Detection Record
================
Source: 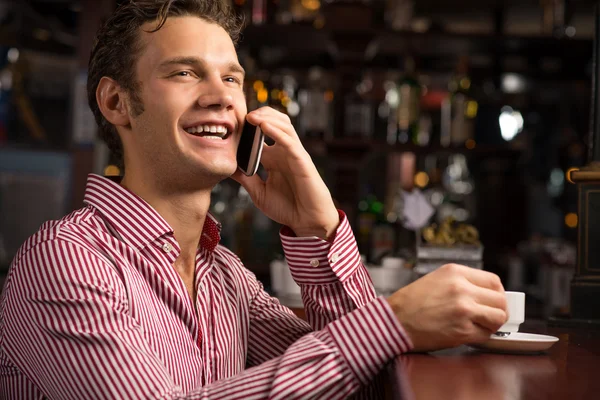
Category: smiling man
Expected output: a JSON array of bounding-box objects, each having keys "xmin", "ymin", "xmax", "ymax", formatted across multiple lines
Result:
[{"xmin": 0, "ymin": 1, "xmax": 509, "ymax": 399}]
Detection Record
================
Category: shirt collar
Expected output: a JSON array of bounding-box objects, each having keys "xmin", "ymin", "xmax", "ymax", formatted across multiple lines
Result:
[{"xmin": 84, "ymin": 174, "xmax": 221, "ymax": 252}]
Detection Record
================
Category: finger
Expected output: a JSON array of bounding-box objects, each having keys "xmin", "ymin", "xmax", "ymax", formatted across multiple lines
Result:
[
  {"xmin": 461, "ymin": 267, "xmax": 505, "ymax": 293},
  {"xmin": 470, "ymin": 284, "xmax": 508, "ymax": 311},
  {"xmin": 247, "ymin": 114, "xmax": 300, "ymax": 142},
  {"xmin": 250, "ymin": 120, "xmax": 294, "ymax": 146},
  {"xmin": 468, "ymin": 323, "xmax": 495, "ymax": 344},
  {"xmin": 257, "ymin": 142, "xmax": 277, "ymax": 169},
  {"xmin": 471, "ymin": 303, "xmax": 508, "ymax": 333},
  {"xmin": 249, "ymin": 106, "xmax": 293, "ymax": 124},
  {"xmin": 246, "ymin": 109, "xmax": 291, "ymax": 129}
]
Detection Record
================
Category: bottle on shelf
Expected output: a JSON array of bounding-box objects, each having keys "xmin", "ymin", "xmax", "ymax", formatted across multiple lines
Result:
[
  {"xmin": 345, "ymin": 73, "xmax": 374, "ymax": 140},
  {"xmin": 374, "ymin": 73, "xmax": 400, "ymax": 145},
  {"xmin": 267, "ymin": 70, "xmax": 299, "ymax": 121},
  {"xmin": 297, "ymin": 67, "xmax": 334, "ymax": 140},
  {"xmin": 396, "ymin": 56, "xmax": 421, "ymax": 145},
  {"xmin": 356, "ymin": 186, "xmax": 384, "ymax": 260},
  {"xmin": 442, "ymin": 56, "xmax": 478, "ymax": 148}
]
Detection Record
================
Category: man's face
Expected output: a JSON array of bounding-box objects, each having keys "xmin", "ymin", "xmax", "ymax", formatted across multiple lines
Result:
[{"xmin": 123, "ymin": 16, "xmax": 246, "ymax": 188}]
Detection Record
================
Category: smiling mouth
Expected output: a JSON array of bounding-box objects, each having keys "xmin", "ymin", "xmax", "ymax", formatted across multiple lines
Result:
[{"xmin": 184, "ymin": 124, "xmax": 231, "ymax": 140}]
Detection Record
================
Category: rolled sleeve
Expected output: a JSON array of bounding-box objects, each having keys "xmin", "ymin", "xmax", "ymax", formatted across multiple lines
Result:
[{"xmin": 280, "ymin": 211, "xmax": 362, "ymax": 285}]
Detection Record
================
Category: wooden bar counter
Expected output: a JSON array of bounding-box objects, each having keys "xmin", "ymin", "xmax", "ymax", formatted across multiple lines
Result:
[{"xmin": 381, "ymin": 322, "xmax": 600, "ymax": 399}]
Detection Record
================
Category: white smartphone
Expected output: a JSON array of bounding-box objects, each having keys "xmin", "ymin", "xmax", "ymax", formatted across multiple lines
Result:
[{"xmin": 236, "ymin": 121, "xmax": 264, "ymax": 176}]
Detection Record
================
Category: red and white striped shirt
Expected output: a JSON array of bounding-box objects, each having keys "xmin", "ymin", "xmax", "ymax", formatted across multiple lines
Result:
[{"xmin": 0, "ymin": 174, "xmax": 412, "ymax": 399}]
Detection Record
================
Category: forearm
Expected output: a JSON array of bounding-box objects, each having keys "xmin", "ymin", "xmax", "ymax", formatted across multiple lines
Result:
[{"xmin": 193, "ymin": 298, "xmax": 411, "ymax": 400}]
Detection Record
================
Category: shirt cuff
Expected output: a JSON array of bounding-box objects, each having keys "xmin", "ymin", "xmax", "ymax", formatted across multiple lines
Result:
[
  {"xmin": 280, "ymin": 210, "xmax": 362, "ymax": 285},
  {"xmin": 322, "ymin": 297, "xmax": 413, "ymax": 385}
]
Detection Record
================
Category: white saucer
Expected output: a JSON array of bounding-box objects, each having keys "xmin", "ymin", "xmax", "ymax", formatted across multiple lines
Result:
[{"xmin": 469, "ymin": 332, "xmax": 559, "ymax": 354}]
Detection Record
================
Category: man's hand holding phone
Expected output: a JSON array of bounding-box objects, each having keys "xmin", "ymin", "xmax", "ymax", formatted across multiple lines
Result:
[{"xmin": 231, "ymin": 107, "xmax": 339, "ymax": 240}]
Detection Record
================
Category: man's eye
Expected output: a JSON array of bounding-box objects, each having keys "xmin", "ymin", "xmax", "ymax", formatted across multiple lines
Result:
[
  {"xmin": 173, "ymin": 71, "xmax": 194, "ymax": 78},
  {"xmin": 225, "ymin": 76, "xmax": 241, "ymax": 84}
]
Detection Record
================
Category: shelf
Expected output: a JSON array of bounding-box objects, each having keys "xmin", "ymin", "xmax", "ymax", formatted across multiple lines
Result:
[
  {"xmin": 302, "ymin": 137, "xmax": 525, "ymax": 158},
  {"xmin": 240, "ymin": 24, "xmax": 592, "ymax": 79}
]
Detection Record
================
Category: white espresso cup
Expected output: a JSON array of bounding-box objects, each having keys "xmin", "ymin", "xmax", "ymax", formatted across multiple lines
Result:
[{"xmin": 498, "ymin": 291, "xmax": 525, "ymax": 333}]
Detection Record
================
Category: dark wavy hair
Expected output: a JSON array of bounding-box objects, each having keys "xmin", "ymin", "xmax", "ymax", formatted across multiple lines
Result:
[{"xmin": 87, "ymin": 0, "xmax": 244, "ymax": 168}]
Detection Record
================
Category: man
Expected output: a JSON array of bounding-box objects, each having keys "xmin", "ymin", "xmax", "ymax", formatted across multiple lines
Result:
[{"xmin": 0, "ymin": 0, "xmax": 508, "ymax": 398}]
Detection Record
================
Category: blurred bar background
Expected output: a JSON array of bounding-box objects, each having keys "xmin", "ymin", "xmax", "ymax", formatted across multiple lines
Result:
[{"xmin": 0, "ymin": 0, "xmax": 595, "ymax": 319}]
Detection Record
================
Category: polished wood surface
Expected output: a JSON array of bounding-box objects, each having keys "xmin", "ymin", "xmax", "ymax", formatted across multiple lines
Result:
[{"xmin": 386, "ymin": 323, "xmax": 600, "ymax": 400}]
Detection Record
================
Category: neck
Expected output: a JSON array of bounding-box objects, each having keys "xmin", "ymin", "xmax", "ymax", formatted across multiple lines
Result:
[{"xmin": 120, "ymin": 170, "xmax": 213, "ymax": 260}]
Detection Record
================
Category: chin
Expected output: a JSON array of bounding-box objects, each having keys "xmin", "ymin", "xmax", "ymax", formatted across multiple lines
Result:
[{"xmin": 192, "ymin": 159, "xmax": 238, "ymax": 182}]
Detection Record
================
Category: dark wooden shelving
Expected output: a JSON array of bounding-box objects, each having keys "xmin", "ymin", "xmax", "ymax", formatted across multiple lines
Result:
[
  {"xmin": 302, "ymin": 137, "xmax": 525, "ymax": 159},
  {"xmin": 240, "ymin": 23, "xmax": 592, "ymax": 79}
]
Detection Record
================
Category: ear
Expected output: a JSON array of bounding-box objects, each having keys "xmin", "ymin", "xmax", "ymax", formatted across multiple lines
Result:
[{"xmin": 96, "ymin": 77, "xmax": 131, "ymax": 127}]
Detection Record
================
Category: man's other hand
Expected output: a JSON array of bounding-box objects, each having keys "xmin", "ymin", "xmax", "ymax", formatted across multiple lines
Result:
[{"xmin": 387, "ymin": 264, "xmax": 508, "ymax": 352}]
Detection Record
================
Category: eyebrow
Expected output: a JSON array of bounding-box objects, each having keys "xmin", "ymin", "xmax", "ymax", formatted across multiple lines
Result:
[{"xmin": 158, "ymin": 56, "xmax": 245, "ymax": 77}]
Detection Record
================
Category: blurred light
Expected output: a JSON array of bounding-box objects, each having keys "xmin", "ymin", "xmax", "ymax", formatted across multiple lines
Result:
[
  {"xmin": 214, "ymin": 201, "xmax": 226, "ymax": 214},
  {"xmin": 104, "ymin": 165, "xmax": 120, "ymax": 176},
  {"xmin": 324, "ymin": 90, "xmax": 334, "ymax": 102},
  {"xmin": 499, "ymin": 106, "xmax": 524, "ymax": 141},
  {"xmin": 414, "ymin": 171, "xmax": 430, "ymax": 188},
  {"xmin": 460, "ymin": 77, "xmax": 471, "ymax": 90},
  {"xmin": 372, "ymin": 201, "xmax": 384, "ymax": 213},
  {"xmin": 253, "ymin": 80, "xmax": 264, "ymax": 92},
  {"xmin": 301, "ymin": 0, "xmax": 321, "ymax": 11},
  {"xmin": 565, "ymin": 26, "xmax": 576, "ymax": 37},
  {"xmin": 565, "ymin": 213, "xmax": 578, "ymax": 228},
  {"xmin": 501, "ymin": 74, "xmax": 526, "ymax": 94},
  {"xmin": 548, "ymin": 167, "xmax": 565, "ymax": 197},
  {"xmin": 550, "ymin": 168, "xmax": 564, "ymax": 186},
  {"xmin": 271, "ymin": 89, "xmax": 280, "ymax": 99},
  {"xmin": 287, "ymin": 101, "xmax": 300, "ymax": 117},
  {"xmin": 385, "ymin": 87, "xmax": 399, "ymax": 107},
  {"xmin": 257, "ymin": 88, "xmax": 268, "ymax": 103},
  {"xmin": 453, "ymin": 208, "xmax": 469, "ymax": 222},
  {"xmin": 465, "ymin": 101, "xmax": 478, "ymax": 118},
  {"xmin": 7, "ymin": 48, "xmax": 19, "ymax": 63},
  {"xmin": 430, "ymin": 192, "xmax": 444, "ymax": 206},
  {"xmin": 465, "ymin": 139, "xmax": 476, "ymax": 149},
  {"xmin": 358, "ymin": 200, "xmax": 368, "ymax": 211},
  {"xmin": 386, "ymin": 212, "xmax": 398, "ymax": 223}
]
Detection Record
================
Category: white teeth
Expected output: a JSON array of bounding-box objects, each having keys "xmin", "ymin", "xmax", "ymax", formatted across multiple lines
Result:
[
  {"xmin": 204, "ymin": 135, "xmax": 224, "ymax": 140},
  {"xmin": 185, "ymin": 124, "xmax": 228, "ymax": 136}
]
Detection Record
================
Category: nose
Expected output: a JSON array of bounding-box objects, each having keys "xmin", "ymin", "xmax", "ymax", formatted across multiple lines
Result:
[{"xmin": 197, "ymin": 78, "xmax": 234, "ymax": 110}]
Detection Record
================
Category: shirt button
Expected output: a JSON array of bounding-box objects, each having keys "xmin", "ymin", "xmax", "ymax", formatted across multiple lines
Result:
[
  {"xmin": 199, "ymin": 283, "xmax": 205, "ymax": 292},
  {"xmin": 310, "ymin": 259, "xmax": 320, "ymax": 267},
  {"xmin": 162, "ymin": 243, "xmax": 173, "ymax": 253},
  {"xmin": 331, "ymin": 253, "xmax": 340, "ymax": 263}
]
